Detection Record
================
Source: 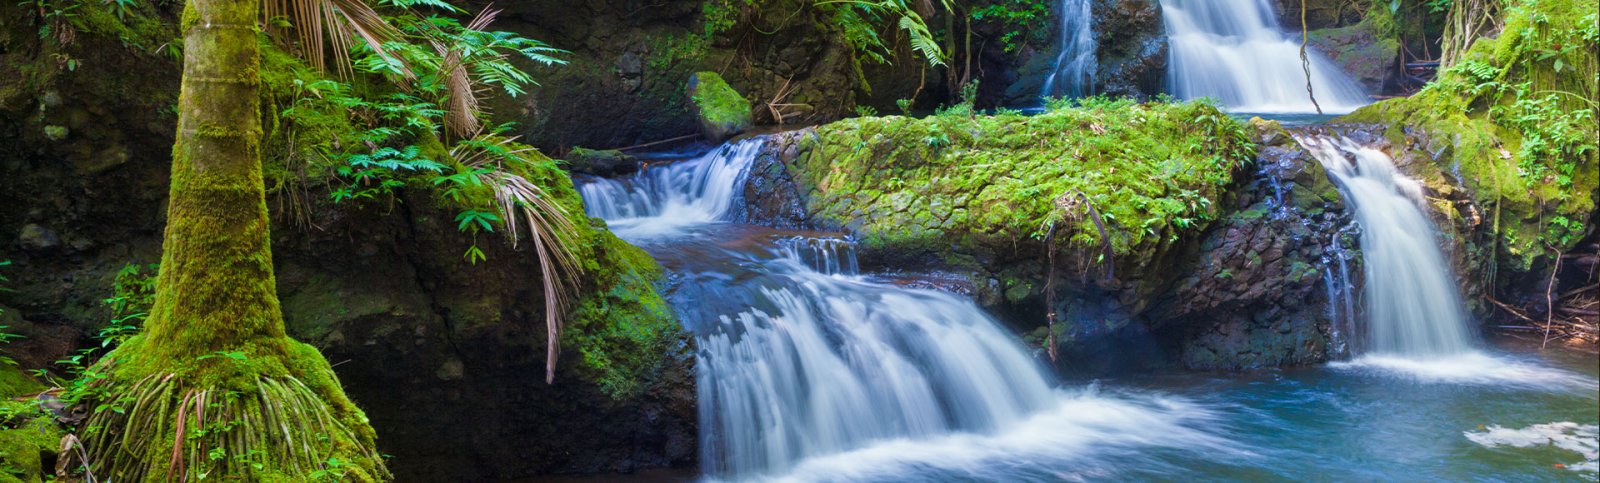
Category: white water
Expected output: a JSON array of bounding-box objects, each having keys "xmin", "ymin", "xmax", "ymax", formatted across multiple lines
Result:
[
  {"xmin": 1298, "ymin": 135, "xmax": 1594, "ymax": 391},
  {"xmin": 1298, "ymin": 135, "xmax": 1472, "ymax": 357},
  {"xmin": 577, "ymin": 139, "xmax": 763, "ymax": 240},
  {"xmin": 1161, "ymin": 0, "xmax": 1370, "ymax": 113},
  {"xmin": 697, "ymin": 265, "xmax": 1060, "ymax": 477},
  {"xmin": 1040, "ymin": 0, "xmax": 1097, "ymax": 99}
]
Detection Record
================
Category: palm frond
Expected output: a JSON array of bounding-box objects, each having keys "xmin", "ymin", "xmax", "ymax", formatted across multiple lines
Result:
[
  {"xmin": 451, "ymin": 135, "xmax": 584, "ymax": 383},
  {"xmin": 265, "ymin": 0, "xmax": 412, "ymax": 79}
]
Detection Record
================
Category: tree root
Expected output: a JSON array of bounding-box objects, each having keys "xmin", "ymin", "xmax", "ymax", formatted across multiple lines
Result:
[{"xmin": 75, "ymin": 373, "xmax": 388, "ymax": 482}]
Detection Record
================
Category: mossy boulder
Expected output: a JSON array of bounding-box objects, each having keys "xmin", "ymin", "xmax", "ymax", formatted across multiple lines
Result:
[
  {"xmin": 563, "ymin": 147, "xmax": 640, "ymax": 177},
  {"xmin": 268, "ymin": 144, "xmax": 694, "ymax": 480},
  {"xmin": 0, "ymin": 366, "xmax": 57, "ymax": 483},
  {"xmin": 687, "ymin": 71, "xmax": 753, "ymax": 143}
]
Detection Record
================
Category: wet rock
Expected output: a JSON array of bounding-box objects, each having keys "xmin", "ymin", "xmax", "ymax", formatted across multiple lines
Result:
[
  {"xmin": 1310, "ymin": 22, "xmax": 1399, "ymax": 94},
  {"xmin": 1095, "ymin": 0, "xmax": 1168, "ymax": 98}
]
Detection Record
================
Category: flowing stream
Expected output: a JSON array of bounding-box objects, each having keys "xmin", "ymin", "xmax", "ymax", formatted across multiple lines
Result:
[
  {"xmin": 1161, "ymin": 0, "xmax": 1370, "ymax": 113},
  {"xmin": 574, "ymin": 137, "xmax": 1599, "ymax": 481},
  {"xmin": 1040, "ymin": 0, "xmax": 1097, "ymax": 99}
]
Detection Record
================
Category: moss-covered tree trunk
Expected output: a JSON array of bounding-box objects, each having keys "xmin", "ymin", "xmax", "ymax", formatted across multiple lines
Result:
[
  {"xmin": 76, "ymin": 0, "xmax": 390, "ymax": 480},
  {"xmin": 147, "ymin": 0, "xmax": 285, "ymax": 363}
]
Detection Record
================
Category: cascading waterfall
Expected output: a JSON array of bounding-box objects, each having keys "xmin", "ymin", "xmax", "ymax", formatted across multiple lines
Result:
[
  {"xmin": 1040, "ymin": 0, "xmax": 1097, "ymax": 99},
  {"xmin": 1297, "ymin": 135, "xmax": 1472, "ymax": 357},
  {"xmin": 695, "ymin": 258, "xmax": 1059, "ymax": 477},
  {"xmin": 577, "ymin": 138, "xmax": 764, "ymax": 239},
  {"xmin": 1161, "ymin": 0, "xmax": 1370, "ymax": 113},
  {"xmin": 577, "ymin": 139, "xmax": 1229, "ymax": 480}
]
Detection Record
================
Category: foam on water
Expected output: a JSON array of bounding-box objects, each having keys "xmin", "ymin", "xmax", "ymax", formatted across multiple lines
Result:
[
  {"xmin": 746, "ymin": 391, "xmax": 1243, "ymax": 483},
  {"xmin": 1466, "ymin": 422, "xmax": 1600, "ymax": 473},
  {"xmin": 1329, "ymin": 353, "xmax": 1596, "ymax": 390}
]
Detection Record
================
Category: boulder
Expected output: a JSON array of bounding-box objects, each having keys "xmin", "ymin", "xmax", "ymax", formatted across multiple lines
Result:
[{"xmin": 687, "ymin": 71, "xmax": 753, "ymax": 143}]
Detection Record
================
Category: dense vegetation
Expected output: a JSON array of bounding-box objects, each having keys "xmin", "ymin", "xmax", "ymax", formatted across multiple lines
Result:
[{"xmin": 0, "ymin": 0, "xmax": 1594, "ymax": 479}]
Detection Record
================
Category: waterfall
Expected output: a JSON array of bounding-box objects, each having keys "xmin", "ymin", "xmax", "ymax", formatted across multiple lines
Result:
[
  {"xmin": 577, "ymin": 139, "xmax": 1226, "ymax": 479},
  {"xmin": 1296, "ymin": 135, "xmax": 1472, "ymax": 357},
  {"xmin": 696, "ymin": 257, "xmax": 1059, "ymax": 478},
  {"xmin": 1041, "ymin": 0, "xmax": 1097, "ymax": 99},
  {"xmin": 577, "ymin": 138, "xmax": 763, "ymax": 240},
  {"xmin": 775, "ymin": 236, "xmax": 860, "ymax": 275},
  {"xmin": 1161, "ymin": 0, "xmax": 1370, "ymax": 113}
]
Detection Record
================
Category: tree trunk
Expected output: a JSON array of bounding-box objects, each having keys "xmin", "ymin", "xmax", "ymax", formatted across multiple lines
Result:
[{"xmin": 144, "ymin": 0, "xmax": 289, "ymax": 362}]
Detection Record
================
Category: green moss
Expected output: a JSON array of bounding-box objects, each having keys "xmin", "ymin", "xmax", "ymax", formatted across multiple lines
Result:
[
  {"xmin": 0, "ymin": 402, "xmax": 59, "ymax": 483},
  {"xmin": 66, "ymin": 0, "xmax": 179, "ymax": 51},
  {"xmin": 0, "ymin": 366, "xmax": 41, "ymax": 400},
  {"xmin": 689, "ymin": 71, "xmax": 753, "ymax": 140},
  {"xmin": 567, "ymin": 231, "xmax": 681, "ymax": 400},
  {"xmin": 0, "ymin": 366, "xmax": 54, "ymax": 482},
  {"xmin": 790, "ymin": 99, "xmax": 1255, "ymax": 271},
  {"xmin": 690, "ymin": 71, "xmax": 751, "ymax": 126}
]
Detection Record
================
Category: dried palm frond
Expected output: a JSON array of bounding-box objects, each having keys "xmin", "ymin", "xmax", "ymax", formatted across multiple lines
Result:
[
  {"xmin": 431, "ymin": 6, "xmax": 499, "ymax": 138},
  {"xmin": 265, "ymin": 0, "xmax": 412, "ymax": 79},
  {"xmin": 451, "ymin": 135, "xmax": 584, "ymax": 383}
]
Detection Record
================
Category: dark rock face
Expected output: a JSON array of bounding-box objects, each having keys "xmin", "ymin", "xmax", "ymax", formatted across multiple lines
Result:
[
  {"xmin": 488, "ymin": 0, "xmax": 892, "ymax": 152},
  {"xmin": 997, "ymin": 0, "xmax": 1168, "ymax": 106},
  {"xmin": 1149, "ymin": 125, "xmax": 1355, "ymax": 369},
  {"xmin": 736, "ymin": 132, "xmax": 813, "ymax": 228},
  {"xmin": 272, "ymin": 197, "xmax": 697, "ymax": 480},
  {"xmin": 1310, "ymin": 23, "xmax": 1400, "ymax": 94},
  {"xmin": 1094, "ymin": 0, "xmax": 1168, "ymax": 98}
]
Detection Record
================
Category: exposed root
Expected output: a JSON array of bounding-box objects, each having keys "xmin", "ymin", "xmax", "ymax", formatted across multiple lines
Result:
[{"xmin": 79, "ymin": 374, "xmax": 387, "ymax": 482}]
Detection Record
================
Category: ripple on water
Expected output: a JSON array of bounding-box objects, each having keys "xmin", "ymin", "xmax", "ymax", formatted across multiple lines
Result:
[{"xmin": 1328, "ymin": 352, "xmax": 1596, "ymax": 390}]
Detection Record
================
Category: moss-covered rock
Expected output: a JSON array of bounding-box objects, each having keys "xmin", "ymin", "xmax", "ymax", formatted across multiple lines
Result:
[
  {"xmin": 0, "ymin": 366, "xmax": 57, "ymax": 483},
  {"xmin": 1309, "ymin": 14, "xmax": 1400, "ymax": 93},
  {"xmin": 748, "ymin": 100, "xmax": 1368, "ymax": 371},
  {"xmin": 563, "ymin": 147, "xmax": 640, "ymax": 177},
  {"xmin": 688, "ymin": 71, "xmax": 753, "ymax": 142},
  {"xmin": 268, "ymin": 142, "xmax": 693, "ymax": 479},
  {"xmin": 785, "ymin": 99, "xmax": 1253, "ymax": 271}
]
